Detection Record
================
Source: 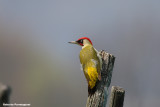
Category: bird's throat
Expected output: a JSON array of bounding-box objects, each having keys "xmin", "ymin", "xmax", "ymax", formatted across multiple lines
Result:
[{"xmin": 82, "ymin": 44, "xmax": 92, "ymax": 49}]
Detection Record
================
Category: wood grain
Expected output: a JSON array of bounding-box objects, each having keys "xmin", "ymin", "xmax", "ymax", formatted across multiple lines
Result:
[{"xmin": 86, "ymin": 50, "xmax": 115, "ymax": 107}]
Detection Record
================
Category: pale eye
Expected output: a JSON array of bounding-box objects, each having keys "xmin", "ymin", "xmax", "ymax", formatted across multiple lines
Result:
[
  {"xmin": 80, "ymin": 39, "xmax": 83, "ymax": 43},
  {"xmin": 78, "ymin": 39, "xmax": 83, "ymax": 44}
]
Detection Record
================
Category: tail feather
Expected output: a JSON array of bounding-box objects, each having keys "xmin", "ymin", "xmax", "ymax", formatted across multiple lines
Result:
[{"xmin": 88, "ymin": 80, "xmax": 100, "ymax": 96}]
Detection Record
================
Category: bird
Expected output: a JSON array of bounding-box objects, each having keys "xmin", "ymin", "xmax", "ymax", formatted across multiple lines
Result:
[{"xmin": 69, "ymin": 37, "xmax": 102, "ymax": 95}]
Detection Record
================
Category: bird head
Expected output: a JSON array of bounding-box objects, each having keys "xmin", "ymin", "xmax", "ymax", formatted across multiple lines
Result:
[{"xmin": 68, "ymin": 37, "xmax": 93, "ymax": 47}]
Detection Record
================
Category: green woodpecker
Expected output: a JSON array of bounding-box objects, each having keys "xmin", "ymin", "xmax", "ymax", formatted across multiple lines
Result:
[{"xmin": 69, "ymin": 37, "xmax": 102, "ymax": 95}]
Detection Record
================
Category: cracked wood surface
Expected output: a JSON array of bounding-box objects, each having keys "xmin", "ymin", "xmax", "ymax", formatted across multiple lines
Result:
[{"xmin": 86, "ymin": 50, "xmax": 115, "ymax": 107}]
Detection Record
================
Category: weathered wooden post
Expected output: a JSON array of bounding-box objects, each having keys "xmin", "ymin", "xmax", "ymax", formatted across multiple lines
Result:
[
  {"xmin": 109, "ymin": 86, "xmax": 125, "ymax": 107},
  {"xmin": 0, "ymin": 83, "xmax": 11, "ymax": 107},
  {"xmin": 86, "ymin": 50, "xmax": 115, "ymax": 107}
]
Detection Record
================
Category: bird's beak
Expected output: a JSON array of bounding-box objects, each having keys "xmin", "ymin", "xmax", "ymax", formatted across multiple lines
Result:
[{"xmin": 68, "ymin": 41, "xmax": 78, "ymax": 44}]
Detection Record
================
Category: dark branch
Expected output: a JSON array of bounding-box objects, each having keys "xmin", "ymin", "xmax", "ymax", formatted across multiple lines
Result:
[{"xmin": 0, "ymin": 83, "xmax": 11, "ymax": 107}]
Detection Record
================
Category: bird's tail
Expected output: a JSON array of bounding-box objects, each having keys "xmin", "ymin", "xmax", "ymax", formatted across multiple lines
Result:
[{"xmin": 88, "ymin": 80, "xmax": 100, "ymax": 96}]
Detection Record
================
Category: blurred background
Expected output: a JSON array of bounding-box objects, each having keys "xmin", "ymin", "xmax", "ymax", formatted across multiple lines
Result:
[{"xmin": 0, "ymin": 0, "xmax": 160, "ymax": 107}]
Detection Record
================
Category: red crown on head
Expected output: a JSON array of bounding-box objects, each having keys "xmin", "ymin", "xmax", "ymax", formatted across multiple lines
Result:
[{"xmin": 77, "ymin": 37, "xmax": 93, "ymax": 45}]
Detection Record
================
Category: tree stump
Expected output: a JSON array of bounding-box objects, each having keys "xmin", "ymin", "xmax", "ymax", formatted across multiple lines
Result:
[
  {"xmin": 86, "ymin": 50, "xmax": 115, "ymax": 107},
  {"xmin": 109, "ymin": 86, "xmax": 125, "ymax": 107}
]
